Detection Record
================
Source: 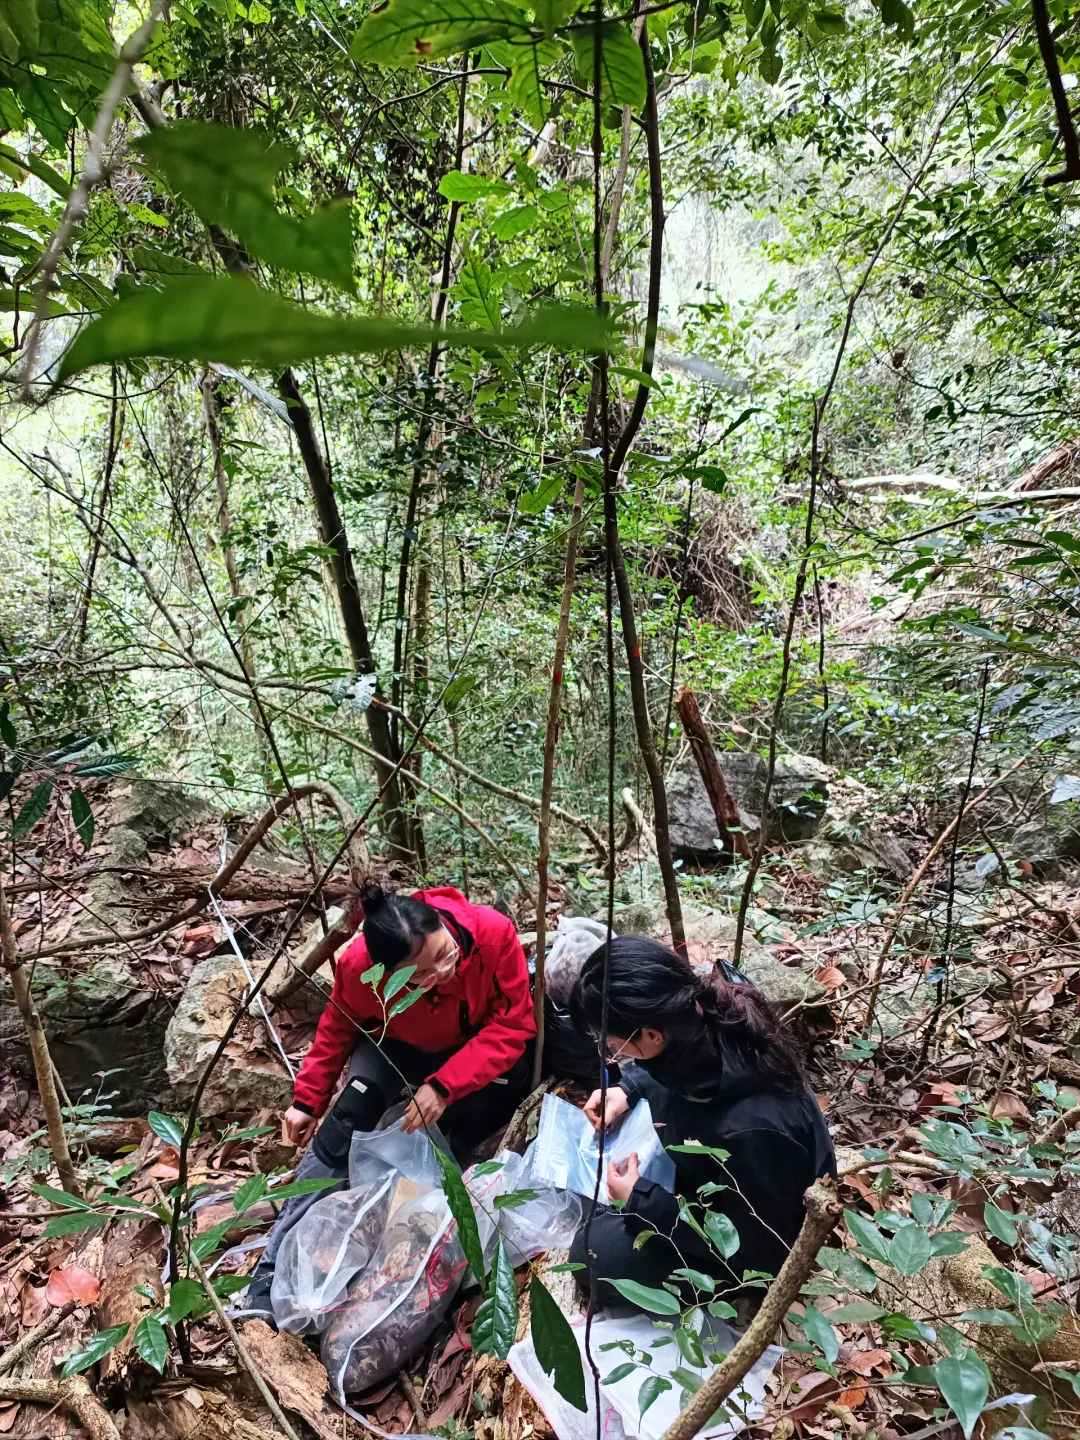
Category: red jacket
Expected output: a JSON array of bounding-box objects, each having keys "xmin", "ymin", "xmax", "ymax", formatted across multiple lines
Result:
[{"xmin": 291, "ymin": 887, "xmax": 535, "ymax": 1115}]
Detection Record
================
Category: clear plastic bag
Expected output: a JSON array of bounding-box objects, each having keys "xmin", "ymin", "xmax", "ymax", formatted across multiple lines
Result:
[
  {"xmin": 465, "ymin": 1150, "xmax": 584, "ymax": 1268},
  {"xmin": 526, "ymin": 1092, "xmax": 675, "ymax": 1203},
  {"xmin": 321, "ymin": 1185, "xmax": 466, "ymax": 1398},
  {"xmin": 545, "ymin": 915, "xmax": 611, "ymax": 1006},
  {"xmin": 270, "ymin": 1178, "xmax": 395, "ymax": 1334}
]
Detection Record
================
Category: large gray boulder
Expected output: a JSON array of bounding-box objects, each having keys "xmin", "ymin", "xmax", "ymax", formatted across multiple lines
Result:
[
  {"xmin": 668, "ymin": 752, "xmax": 829, "ymax": 859},
  {"xmin": 165, "ymin": 953, "xmax": 294, "ymax": 1116},
  {"xmin": 0, "ymin": 957, "xmax": 172, "ymax": 1115},
  {"xmin": 800, "ymin": 824, "xmax": 912, "ymax": 883}
]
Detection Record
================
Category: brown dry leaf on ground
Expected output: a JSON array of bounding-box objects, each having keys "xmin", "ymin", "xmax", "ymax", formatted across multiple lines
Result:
[{"xmin": 44, "ymin": 1265, "xmax": 100, "ymax": 1307}]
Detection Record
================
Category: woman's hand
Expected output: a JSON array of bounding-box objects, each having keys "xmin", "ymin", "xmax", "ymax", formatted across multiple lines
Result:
[
  {"xmin": 606, "ymin": 1152, "xmax": 640, "ymax": 1204},
  {"xmin": 282, "ymin": 1106, "xmax": 317, "ymax": 1147},
  {"xmin": 403, "ymin": 1083, "xmax": 448, "ymax": 1134},
  {"xmin": 584, "ymin": 1085, "xmax": 630, "ymax": 1133}
]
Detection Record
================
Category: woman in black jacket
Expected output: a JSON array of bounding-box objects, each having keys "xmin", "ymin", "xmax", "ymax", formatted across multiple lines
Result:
[{"xmin": 569, "ymin": 936, "xmax": 835, "ymax": 1305}]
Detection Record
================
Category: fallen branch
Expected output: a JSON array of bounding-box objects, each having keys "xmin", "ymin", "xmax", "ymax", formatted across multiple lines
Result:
[
  {"xmin": 620, "ymin": 786, "xmax": 656, "ymax": 855},
  {"xmin": 863, "ymin": 754, "xmax": 1031, "ymax": 1036},
  {"xmin": 674, "ymin": 686, "xmax": 750, "ymax": 859},
  {"xmin": 268, "ymin": 899, "xmax": 365, "ymax": 1005},
  {"xmin": 659, "ymin": 1178, "xmax": 842, "ymax": 1440},
  {"xmin": 398, "ymin": 1370, "xmax": 428, "ymax": 1429},
  {"xmin": 0, "ymin": 1302, "xmax": 77, "ymax": 1377},
  {"xmin": 1036, "ymin": 1102, "xmax": 1080, "ymax": 1146},
  {"xmin": 0, "ymin": 1376, "xmax": 121, "ymax": 1440}
]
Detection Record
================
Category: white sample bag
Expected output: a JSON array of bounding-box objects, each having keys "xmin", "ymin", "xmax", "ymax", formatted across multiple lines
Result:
[{"xmin": 545, "ymin": 915, "xmax": 612, "ymax": 1006}]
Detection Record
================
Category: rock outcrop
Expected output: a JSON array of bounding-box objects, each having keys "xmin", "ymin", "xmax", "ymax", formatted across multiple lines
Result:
[{"xmin": 668, "ymin": 751, "xmax": 829, "ymax": 859}]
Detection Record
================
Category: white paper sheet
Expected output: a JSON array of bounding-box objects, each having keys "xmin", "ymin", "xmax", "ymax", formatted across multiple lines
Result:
[{"xmin": 527, "ymin": 1093, "xmax": 676, "ymax": 1203}]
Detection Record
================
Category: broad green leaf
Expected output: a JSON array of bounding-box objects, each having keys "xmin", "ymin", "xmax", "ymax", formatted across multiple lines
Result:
[
  {"xmin": 70, "ymin": 787, "xmax": 94, "ymax": 849},
  {"xmin": 675, "ymin": 1325, "xmax": 705, "ymax": 1368},
  {"xmin": 533, "ymin": 0, "xmax": 575, "ymax": 34},
  {"xmin": 438, "ymin": 170, "xmax": 512, "ymax": 203},
  {"xmin": 168, "ymin": 1277, "xmax": 207, "ymax": 1323},
  {"xmin": 638, "ymin": 1375, "xmax": 672, "ymax": 1416},
  {"xmin": 60, "ymin": 1324, "xmax": 130, "ymax": 1378},
  {"xmin": 604, "ymin": 1279, "xmax": 682, "ymax": 1315},
  {"xmin": 147, "ymin": 1111, "xmax": 184, "ymax": 1149},
  {"xmin": 12, "ymin": 780, "xmax": 53, "ymax": 839},
  {"xmin": 266, "ymin": 1176, "xmax": 342, "ymax": 1204},
  {"xmin": 387, "ymin": 989, "xmax": 424, "ymax": 1019},
  {"xmin": 491, "ymin": 203, "xmax": 538, "ymax": 242},
  {"xmin": 881, "ymin": 1312, "xmax": 936, "ymax": 1343},
  {"xmin": 493, "ymin": 1189, "xmax": 540, "ymax": 1210},
  {"xmin": 879, "ymin": 0, "xmax": 914, "ymax": 39},
  {"xmin": 812, "ymin": 7, "xmax": 846, "ymax": 34},
  {"xmin": 0, "ymin": 770, "xmax": 17, "ymax": 801},
  {"xmin": 43, "ymin": 1211, "xmax": 110, "ymax": 1239},
  {"xmin": 958, "ymin": 1309, "xmax": 1018, "ymax": 1326},
  {"xmin": 671, "ymin": 1267, "xmax": 716, "ymax": 1293},
  {"xmin": 0, "ymin": 700, "xmax": 15, "ymax": 746},
  {"xmin": 382, "ymin": 965, "xmax": 417, "ymax": 1003},
  {"xmin": 758, "ymin": 44, "xmax": 782, "ymax": 84},
  {"xmin": 140, "ymin": 122, "xmax": 355, "ymax": 293},
  {"xmin": 58, "ymin": 276, "xmax": 613, "ymax": 380},
  {"xmin": 815, "ymin": 1246, "xmax": 878, "ymax": 1294},
  {"xmin": 0, "ymin": 140, "xmax": 69, "ymax": 197},
  {"xmin": 362, "ymin": 963, "xmax": 386, "ymax": 988},
  {"xmin": 233, "ymin": 1172, "xmax": 269, "ymax": 1212},
  {"xmin": 507, "ymin": 42, "xmax": 553, "ymax": 127},
  {"xmin": 518, "ymin": 469, "xmax": 564, "ymax": 515},
  {"xmin": 603, "ymin": 1362, "xmax": 637, "ymax": 1384},
  {"xmin": 570, "ymin": 22, "xmax": 646, "ymax": 109},
  {"xmin": 436, "ymin": 1147, "xmax": 487, "ymax": 1292},
  {"xmin": 800, "ymin": 1304, "xmax": 838, "ymax": 1364},
  {"xmin": 531, "ymin": 1274, "xmax": 587, "ymax": 1411},
  {"xmin": 671, "ymin": 1366, "xmax": 704, "ymax": 1394},
  {"xmin": 133, "ymin": 1315, "xmax": 168, "ymax": 1373},
  {"xmin": 704, "ymin": 1210, "xmax": 740, "ymax": 1259},
  {"xmin": 350, "ymin": 0, "xmax": 529, "ymax": 66},
  {"xmin": 932, "ymin": 1353, "xmax": 990, "ymax": 1440},
  {"xmin": 889, "ymin": 1224, "xmax": 932, "ymax": 1276},
  {"xmin": 983, "ymin": 1202, "xmax": 1018, "ymax": 1246},
  {"xmin": 71, "ymin": 753, "xmax": 139, "ymax": 777},
  {"xmin": 443, "ymin": 673, "xmax": 477, "ymax": 712},
  {"xmin": 473, "ymin": 1240, "xmax": 518, "ymax": 1359},
  {"xmin": 30, "ymin": 1182, "xmax": 95, "ymax": 1211},
  {"xmin": 825, "ymin": 1301, "xmax": 889, "ymax": 1322},
  {"xmin": 844, "ymin": 1208, "xmax": 891, "ymax": 1265}
]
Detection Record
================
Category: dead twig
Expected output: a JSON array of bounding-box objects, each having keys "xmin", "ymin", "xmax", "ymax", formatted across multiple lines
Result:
[
  {"xmin": 0, "ymin": 1375, "xmax": 122, "ymax": 1440},
  {"xmin": 0, "ymin": 1302, "xmax": 77, "ymax": 1377},
  {"xmin": 398, "ymin": 1369, "xmax": 428, "ymax": 1429}
]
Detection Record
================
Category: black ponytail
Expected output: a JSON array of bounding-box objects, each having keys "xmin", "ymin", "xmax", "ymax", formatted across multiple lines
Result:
[
  {"xmin": 572, "ymin": 934, "xmax": 804, "ymax": 1091},
  {"xmin": 359, "ymin": 883, "xmax": 443, "ymax": 969}
]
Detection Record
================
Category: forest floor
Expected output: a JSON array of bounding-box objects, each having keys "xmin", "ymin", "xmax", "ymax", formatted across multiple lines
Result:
[{"xmin": 2, "ymin": 773, "xmax": 1080, "ymax": 1440}]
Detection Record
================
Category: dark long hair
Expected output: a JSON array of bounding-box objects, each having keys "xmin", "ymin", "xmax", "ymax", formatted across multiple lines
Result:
[
  {"xmin": 359, "ymin": 884, "xmax": 443, "ymax": 969},
  {"xmin": 571, "ymin": 934, "xmax": 804, "ymax": 1091}
]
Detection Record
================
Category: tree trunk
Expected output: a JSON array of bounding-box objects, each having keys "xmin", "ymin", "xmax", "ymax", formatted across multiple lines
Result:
[
  {"xmin": 277, "ymin": 366, "xmax": 415, "ymax": 865},
  {"xmin": 674, "ymin": 685, "xmax": 750, "ymax": 859},
  {"xmin": 0, "ymin": 873, "xmax": 81, "ymax": 1197}
]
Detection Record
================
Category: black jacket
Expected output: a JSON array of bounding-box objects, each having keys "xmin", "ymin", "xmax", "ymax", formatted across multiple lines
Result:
[{"xmin": 618, "ymin": 1040, "xmax": 835, "ymax": 1286}]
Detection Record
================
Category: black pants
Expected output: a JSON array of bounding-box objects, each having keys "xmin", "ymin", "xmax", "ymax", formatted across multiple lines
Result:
[{"xmin": 261, "ymin": 1034, "xmax": 528, "ymax": 1269}]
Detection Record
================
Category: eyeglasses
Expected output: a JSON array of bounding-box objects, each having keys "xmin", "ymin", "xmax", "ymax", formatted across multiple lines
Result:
[{"xmin": 597, "ymin": 1031, "xmax": 641, "ymax": 1063}]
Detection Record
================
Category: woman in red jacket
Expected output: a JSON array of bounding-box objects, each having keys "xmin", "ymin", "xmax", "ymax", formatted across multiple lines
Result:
[{"xmin": 239, "ymin": 882, "xmax": 535, "ymax": 1322}]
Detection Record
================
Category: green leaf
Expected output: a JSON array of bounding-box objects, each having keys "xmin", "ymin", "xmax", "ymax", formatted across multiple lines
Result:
[
  {"xmin": 983, "ymin": 1202, "xmax": 1018, "ymax": 1246},
  {"xmin": 671, "ymin": 1366, "xmax": 705, "ymax": 1395},
  {"xmin": 530, "ymin": 1274, "xmax": 587, "ymax": 1411},
  {"xmin": 350, "ymin": 0, "xmax": 529, "ymax": 65},
  {"xmin": 71, "ymin": 753, "xmax": 139, "ymax": 777},
  {"xmin": 958, "ymin": 1309, "xmax": 1018, "ymax": 1326},
  {"xmin": 473, "ymin": 1240, "xmax": 518, "ymax": 1360},
  {"xmin": 493, "ymin": 1189, "xmax": 541, "ymax": 1210},
  {"xmin": 147, "ymin": 1111, "xmax": 185, "ymax": 1149},
  {"xmin": 438, "ymin": 170, "xmax": 512, "ymax": 203},
  {"xmin": 0, "ymin": 141, "xmax": 69, "ymax": 197},
  {"xmin": 570, "ymin": 22, "xmax": 646, "ymax": 109},
  {"xmin": 382, "ymin": 965, "xmax": 417, "ymax": 1003},
  {"xmin": 604, "ymin": 1279, "xmax": 682, "ymax": 1315},
  {"xmin": 140, "ymin": 122, "xmax": 355, "ymax": 293},
  {"xmin": 362, "ymin": 963, "xmax": 386, "ymax": 988},
  {"xmin": 638, "ymin": 1375, "xmax": 672, "ymax": 1417},
  {"xmin": 58, "ymin": 276, "xmax": 613, "ymax": 380},
  {"xmin": 12, "ymin": 780, "xmax": 53, "ymax": 839},
  {"xmin": 675, "ymin": 1325, "xmax": 705, "ymax": 1368},
  {"xmin": 0, "ymin": 700, "xmax": 15, "ymax": 747},
  {"xmin": 704, "ymin": 1210, "xmax": 740, "ymax": 1259},
  {"xmin": 491, "ymin": 203, "xmax": 538, "ymax": 242},
  {"xmin": 882, "ymin": 1312, "xmax": 936, "ymax": 1343},
  {"xmin": 70, "ymin": 787, "xmax": 94, "ymax": 849},
  {"xmin": 60, "ymin": 1324, "xmax": 130, "ymax": 1378},
  {"xmin": 812, "ymin": 7, "xmax": 846, "ymax": 33},
  {"xmin": 507, "ymin": 44, "xmax": 551, "ymax": 128},
  {"xmin": 603, "ymin": 1362, "xmax": 637, "ymax": 1384},
  {"xmin": 436, "ymin": 1147, "xmax": 487, "ymax": 1293},
  {"xmin": 388, "ymin": 989, "xmax": 424, "ymax": 1019},
  {"xmin": 518, "ymin": 469, "xmax": 564, "ymax": 515},
  {"xmin": 757, "ymin": 44, "xmax": 782, "ymax": 84},
  {"xmin": 889, "ymin": 1224, "xmax": 933, "ymax": 1276},
  {"xmin": 800, "ymin": 1304, "xmax": 838, "ymax": 1364},
  {"xmin": 879, "ymin": 0, "xmax": 914, "ymax": 38},
  {"xmin": 0, "ymin": 770, "xmax": 16, "ymax": 802},
  {"xmin": 932, "ymin": 1353, "xmax": 990, "ymax": 1440},
  {"xmin": 43, "ymin": 1211, "xmax": 110, "ymax": 1239},
  {"xmin": 233, "ymin": 1172, "xmax": 269, "ymax": 1212},
  {"xmin": 30, "ymin": 1182, "xmax": 95, "ymax": 1211},
  {"xmin": 266, "ymin": 1176, "xmax": 342, "ymax": 1204},
  {"xmin": 443, "ymin": 673, "xmax": 477, "ymax": 712},
  {"xmin": 133, "ymin": 1315, "xmax": 168, "ymax": 1373},
  {"xmin": 826, "ymin": 1301, "xmax": 889, "ymax": 1323},
  {"xmin": 168, "ymin": 1277, "xmax": 207, "ymax": 1323},
  {"xmin": 671, "ymin": 1267, "xmax": 716, "ymax": 1293},
  {"xmin": 844, "ymin": 1208, "xmax": 892, "ymax": 1265},
  {"xmin": 815, "ymin": 1246, "xmax": 878, "ymax": 1294}
]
